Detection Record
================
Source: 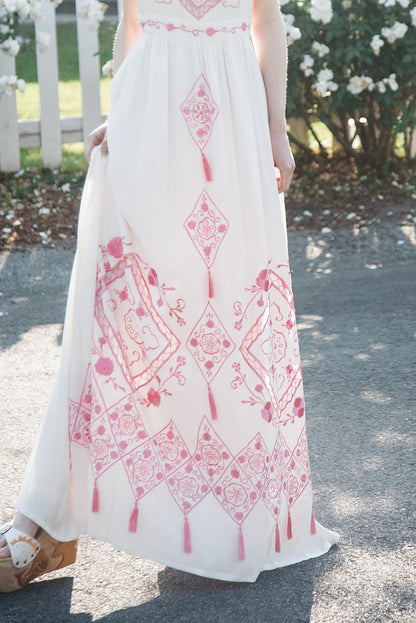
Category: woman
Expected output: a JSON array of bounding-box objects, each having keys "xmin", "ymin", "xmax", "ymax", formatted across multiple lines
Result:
[{"xmin": 0, "ymin": 0, "xmax": 339, "ymax": 590}]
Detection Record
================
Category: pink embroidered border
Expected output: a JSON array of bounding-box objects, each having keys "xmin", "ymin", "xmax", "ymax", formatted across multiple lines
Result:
[{"xmin": 140, "ymin": 19, "xmax": 251, "ymax": 37}]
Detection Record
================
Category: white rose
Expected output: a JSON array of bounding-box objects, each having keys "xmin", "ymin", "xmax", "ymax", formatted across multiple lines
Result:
[
  {"xmin": 315, "ymin": 68, "xmax": 338, "ymax": 96},
  {"xmin": 312, "ymin": 41, "xmax": 330, "ymax": 57},
  {"xmin": 16, "ymin": 78, "xmax": 25, "ymax": 93},
  {"xmin": 386, "ymin": 73, "xmax": 399, "ymax": 91},
  {"xmin": 347, "ymin": 75, "xmax": 373, "ymax": 95},
  {"xmin": 382, "ymin": 22, "xmax": 408, "ymax": 44},
  {"xmin": 410, "ymin": 7, "xmax": 416, "ymax": 27},
  {"xmin": 29, "ymin": 0, "xmax": 44, "ymax": 21},
  {"xmin": 310, "ymin": 0, "xmax": 333, "ymax": 25},
  {"xmin": 102, "ymin": 59, "xmax": 114, "ymax": 77},
  {"xmin": 342, "ymin": 0, "xmax": 352, "ymax": 7},
  {"xmin": 36, "ymin": 31, "xmax": 50, "ymax": 53},
  {"xmin": 1, "ymin": 37, "xmax": 20, "ymax": 56},
  {"xmin": 370, "ymin": 35, "xmax": 384, "ymax": 55}
]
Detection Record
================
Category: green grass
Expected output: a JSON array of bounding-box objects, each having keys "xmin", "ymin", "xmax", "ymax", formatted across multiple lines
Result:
[{"xmin": 14, "ymin": 20, "xmax": 117, "ymax": 170}]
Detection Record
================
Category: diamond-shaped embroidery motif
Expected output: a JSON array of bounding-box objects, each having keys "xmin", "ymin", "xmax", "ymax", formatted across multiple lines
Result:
[
  {"xmin": 193, "ymin": 415, "xmax": 232, "ymax": 485},
  {"xmin": 184, "ymin": 188, "xmax": 229, "ymax": 269},
  {"xmin": 236, "ymin": 433, "xmax": 270, "ymax": 496},
  {"xmin": 213, "ymin": 459, "xmax": 260, "ymax": 525},
  {"xmin": 186, "ymin": 302, "xmax": 235, "ymax": 383},
  {"xmin": 151, "ymin": 420, "xmax": 191, "ymax": 474},
  {"xmin": 180, "ymin": 74, "xmax": 219, "ymax": 153},
  {"xmin": 282, "ymin": 426, "xmax": 311, "ymax": 509},
  {"xmin": 177, "ymin": 0, "xmax": 222, "ymax": 20},
  {"xmin": 262, "ymin": 432, "xmax": 284, "ymax": 520},
  {"xmin": 94, "ymin": 253, "xmax": 180, "ymax": 392},
  {"xmin": 166, "ymin": 458, "xmax": 210, "ymax": 514},
  {"xmin": 239, "ymin": 268, "xmax": 301, "ymax": 422},
  {"xmin": 123, "ymin": 440, "xmax": 162, "ymax": 500}
]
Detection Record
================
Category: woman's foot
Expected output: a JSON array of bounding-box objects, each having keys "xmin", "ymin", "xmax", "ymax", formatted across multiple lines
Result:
[{"xmin": 0, "ymin": 514, "xmax": 39, "ymax": 559}]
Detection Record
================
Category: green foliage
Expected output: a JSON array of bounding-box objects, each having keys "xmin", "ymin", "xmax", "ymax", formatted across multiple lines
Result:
[{"xmin": 282, "ymin": 0, "xmax": 416, "ymax": 168}]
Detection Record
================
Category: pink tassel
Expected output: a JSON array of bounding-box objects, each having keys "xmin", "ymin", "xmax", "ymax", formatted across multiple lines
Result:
[
  {"xmin": 238, "ymin": 526, "xmax": 245, "ymax": 560},
  {"xmin": 92, "ymin": 481, "xmax": 99, "ymax": 512},
  {"xmin": 287, "ymin": 509, "xmax": 293, "ymax": 540},
  {"xmin": 275, "ymin": 521, "xmax": 281, "ymax": 553},
  {"xmin": 184, "ymin": 516, "xmax": 192, "ymax": 553},
  {"xmin": 310, "ymin": 509, "xmax": 317, "ymax": 535},
  {"xmin": 129, "ymin": 501, "xmax": 139, "ymax": 533},
  {"xmin": 202, "ymin": 152, "xmax": 212, "ymax": 181},
  {"xmin": 208, "ymin": 384, "xmax": 217, "ymax": 420},
  {"xmin": 208, "ymin": 269, "xmax": 214, "ymax": 298}
]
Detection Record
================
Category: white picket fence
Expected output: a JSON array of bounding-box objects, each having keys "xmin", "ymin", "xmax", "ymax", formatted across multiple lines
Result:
[
  {"xmin": 1, "ymin": 5, "xmax": 415, "ymax": 172},
  {"xmin": 0, "ymin": 0, "xmax": 122, "ymax": 172}
]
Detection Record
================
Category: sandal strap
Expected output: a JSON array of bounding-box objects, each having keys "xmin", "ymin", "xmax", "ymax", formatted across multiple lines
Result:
[{"xmin": 0, "ymin": 524, "xmax": 41, "ymax": 569}]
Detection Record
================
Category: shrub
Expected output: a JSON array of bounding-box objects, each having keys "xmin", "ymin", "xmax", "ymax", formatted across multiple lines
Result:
[{"xmin": 281, "ymin": 0, "xmax": 416, "ymax": 169}]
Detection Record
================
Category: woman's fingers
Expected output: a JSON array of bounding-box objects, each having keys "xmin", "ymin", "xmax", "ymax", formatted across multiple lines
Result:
[
  {"xmin": 273, "ymin": 134, "xmax": 295, "ymax": 193},
  {"xmin": 87, "ymin": 122, "xmax": 109, "ymax": 162},
  {"xmin": 277, "ymin": 160, "xmax": 295, "ymax": 193},
  {"xmin": 101, "ymin": 130, "xmax": 108, "ymax": 157}
]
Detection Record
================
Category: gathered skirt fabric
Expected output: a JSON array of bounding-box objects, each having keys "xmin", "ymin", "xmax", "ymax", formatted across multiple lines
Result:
[{"xmin": 17, "ymin": 4, "xmax": 339, "ymax": 582}]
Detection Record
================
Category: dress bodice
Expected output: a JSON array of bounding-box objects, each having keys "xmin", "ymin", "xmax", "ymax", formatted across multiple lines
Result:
[{"xmin": 137, "ymin": 0, "xmax": 253, "ymax": 29}]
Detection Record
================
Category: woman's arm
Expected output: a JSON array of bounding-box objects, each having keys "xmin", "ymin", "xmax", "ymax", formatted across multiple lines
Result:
[
  {"xmin": 250, "ymin": 0, "xmax": 295, "ymax": 192},
  {"xmin": 87, "ymin": 0, "xmax": 142, "ymax": 160},
  {"xmin": 113, "ymin": 0, "xmax": 142, "ymax": 74}
]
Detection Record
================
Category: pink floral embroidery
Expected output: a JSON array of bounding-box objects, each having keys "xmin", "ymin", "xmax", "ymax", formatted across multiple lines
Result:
[
  {"xmin": 181, "ymin": 74, "xmax": 218, "ymax": 154},
  {"xmin": 139, "ymin": 356, "xmax": 186, "ymax": 408},
  {"xmin": 98, "ymin": 238, "xmax": 185, "ymax": 326},
  {"xmin": 179, "ymin": 0, "xmax": 221, "ymax": 21},
  {"xmin": 184, "ymin": 188, "xmax": 229, "ymax": 269},
  {"xmin": 231, "ymin": 361, "xmax": 275, "ymax": 422},
  {"xmin": 95, "ymin": 357, "xmax": 114, "ymax": 376},
  {"xmin": 232, "ymin": 263, "xmax": 304, "ymax": 426},
  {"xmin": 141, "ymin": 18, "xmax": 248, "ymax": 34},
  {"xmin": 186, "ymin": 302, "xmax": 235, "ymax": 382},
  {"xmin": 94, "ymin": 252, "xmax": 181, "ymax": 392},
  {"xmin": 106, "ymin": 237, "xmax": 124, "ymax": 259}
]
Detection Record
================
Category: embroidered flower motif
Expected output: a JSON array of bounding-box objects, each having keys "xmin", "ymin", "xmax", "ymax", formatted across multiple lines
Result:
[
  {"xmin": 133, "ymin": 460, "xmax": 154, "ymax": 482},
  {"xmin": 118, "ymin": 415, "xmax": 136, "ymax": 435},
  {"xmin": 178, "ymin": 477, "xmax": 198, "ymax": 496},
  {"xmin": 95, "ymin": 357, "xmax": 114, "ymax": 376},
  {"xmin": 256, "ymin": 268, "xmax": 270, "ymax": 291},
  {"xmin": 224, "ymin": 483, "xmax": 247, "ymax": 506},
  {"xmin": 261, "ymin": 401, "xmax": 274, "ymax": 423},
  {"xmin": 293, "ymin": 397, "xmax": 305, "ymax": 418},
  {"xmin": 202, "ymin": 444, "xmax": 221, "ymax": 465},
  {"xmin": 92, "ymin": 438, "xmax": 109, "ymax": 460},
  {"xmin": 200, "ymin": 332, "xmax": 221, "ymax": 354},
  {"xmin": 148, "ymin": 267, "xmax": 159, "ymax": 286},
  {"xmin": 184, "ymin": 188, "xmax": 229, "ymax": 269},
  {"xmin": 106, "ymin": 237, "xmax": 123, "ymax": 258},
  {"xmin": 147, "ymin": 388, "xmax": 161, "ymax": 407},
  {"xmin": 181, "ymin": 75, "xmax": 219, "ymax": 150},
  {"xmin": 198, "ymin": 216, "xmax": 216, "ymax": 239}
]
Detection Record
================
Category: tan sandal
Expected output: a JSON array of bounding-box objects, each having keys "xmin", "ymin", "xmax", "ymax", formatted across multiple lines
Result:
[{"xmin": 0, "ymin": 523, "xmax": 78, "ymax": 593}]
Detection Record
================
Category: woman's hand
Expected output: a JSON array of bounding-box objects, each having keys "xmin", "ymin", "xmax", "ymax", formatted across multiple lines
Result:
[
  {"xmin": 87, "ymin": 120, "xmax": 109, "ymax": 162},
  {"xmin": 271, "ymin": 126, "xmax": 295, "ymax": 193}
]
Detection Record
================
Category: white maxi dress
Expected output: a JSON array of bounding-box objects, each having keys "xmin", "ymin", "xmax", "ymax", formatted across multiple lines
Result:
[{"xmin": 17, "ymin": 0, "xmax": 340, "ymax": 582}]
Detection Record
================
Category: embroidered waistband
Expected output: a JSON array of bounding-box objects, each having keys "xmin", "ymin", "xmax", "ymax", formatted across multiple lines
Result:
[{"xmin": 140, "ymin": 17, "xmax": 251, "ymax": 39}]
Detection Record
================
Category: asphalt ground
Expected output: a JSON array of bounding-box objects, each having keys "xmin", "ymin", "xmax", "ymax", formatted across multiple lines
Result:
[{"xmin": 0, "ymin": 222, "xmax": 415, "ymax": 623}]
